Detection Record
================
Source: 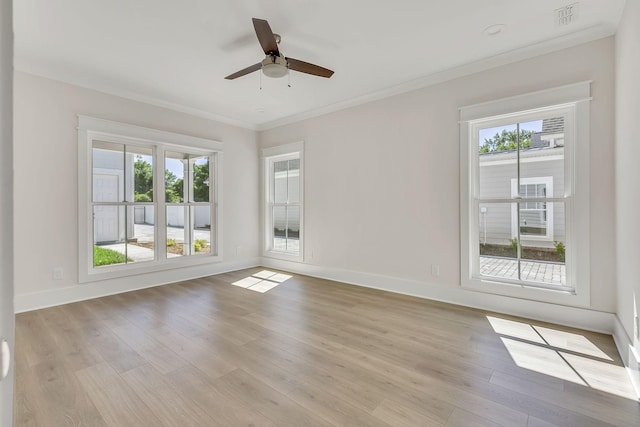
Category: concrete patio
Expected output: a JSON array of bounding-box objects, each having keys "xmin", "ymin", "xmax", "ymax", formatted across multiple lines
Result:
[{"xmin": 480, "ymin": 256, "xmax": 566, "ymax": 286}]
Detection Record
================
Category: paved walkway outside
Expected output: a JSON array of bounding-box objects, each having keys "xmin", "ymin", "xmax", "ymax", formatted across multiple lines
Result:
[
  {"xmin": 480, "ymin": 256, "xmax": 565, "ymax": 286},
  {"xmin": 101, "ymin": 224, "xmax": 210, "ymax": 262},
  {"xmin": 131, "ymin": 224, "xmax": 210, "ymax": 243}
]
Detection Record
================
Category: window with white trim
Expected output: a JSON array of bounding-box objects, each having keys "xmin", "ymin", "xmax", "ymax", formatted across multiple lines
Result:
[
  {"xmin": 460, "ymin": 83, "xmax": 591, "ymax": 305},
  {"xmin": 262, "ymin": 142, "xmax": 303, "ymax": 261},
  {"xmin": 78, "ymin": 116, "xmax": 221, "ymax": 282}
]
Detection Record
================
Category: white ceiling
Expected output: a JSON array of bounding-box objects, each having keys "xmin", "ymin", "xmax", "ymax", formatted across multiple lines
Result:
[{"xmin": 14, "ymin": 0, "xmax": 625, "ymax": 130}]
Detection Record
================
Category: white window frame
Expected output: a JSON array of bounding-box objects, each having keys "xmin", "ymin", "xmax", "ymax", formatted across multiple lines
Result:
[
  {"xmin": 262, "ymin": 141, "xmax": 304, "ymax": 262},
  {"xmin": 78, "ymin": 116, "xmax": 223, "ymax": 283},
  {"xmin": 460, "ymin": 82, "xmax": 591, "ymax": 307},
  {"xmin": 510, "ymin": 176, "xmax": 554, "ymax": 242}
]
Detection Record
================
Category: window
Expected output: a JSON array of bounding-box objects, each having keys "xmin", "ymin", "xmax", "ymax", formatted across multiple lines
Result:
[
  {"xmin": 165, "ymin": 152, "xmax": 214, "ymax": 258},
  {"xmin": 510, "ymin": 177, "xmax": 553, "ymax": 240},
  {"xmin": 460, "ymin": 83, "xmax": 591, "ymax": 305},
  {"xmin": 262, "ymin": 142, "xmax": 304, "ymax": 261},
  {"xmin": 78, "ymin": 116, "xmax": 221, "ymax": 282}
]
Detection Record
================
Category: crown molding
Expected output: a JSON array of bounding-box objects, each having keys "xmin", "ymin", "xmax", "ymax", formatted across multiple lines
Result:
[
  {"xmin": 15, "ymin": 23, "xmax": 615, "ymax": 133},
  {"xmin": 13, "ymin": 66, "xmax": 258, "ymax": 131},
  {"xmin": 255, "ymin": 23, "xmax": 615, "ymax": 131}
]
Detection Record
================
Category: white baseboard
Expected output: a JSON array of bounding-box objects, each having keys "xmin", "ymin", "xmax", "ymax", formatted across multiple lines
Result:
[
  {"xmin": 16, "ymin": 255, "xmax": 616, "ymax": 335},
  {"xmin": 613, "ymin": 315, "xmax": 640, "ymax": 400},
  {"xmin": 261, "ymin": 258, "xmax": 615, "ymax": 334},
  {"xmin": 14, "ymin": 257, "xmax": 261, "ymax": 313},
  {"xmin": 15, "ymin": 256, "xmax": 639, "ymax": 399}
]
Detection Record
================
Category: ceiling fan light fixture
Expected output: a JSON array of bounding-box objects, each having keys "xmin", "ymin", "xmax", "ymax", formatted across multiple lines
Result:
[
  {"xmin": 261, "ymin": 55, "xmax": 288, "ymax": 78},
  {"xmin": 262, "ymin": 63, "xmax": 288, "ymax": 78}
]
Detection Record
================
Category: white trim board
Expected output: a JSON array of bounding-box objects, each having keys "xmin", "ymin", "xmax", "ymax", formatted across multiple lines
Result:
[
  {"xmin": 13, "ymin": 257, "xmax": 639, "ymax": 400},
  {"xmin": 16, "ymin": 257, "xmax": 615, "ymax": 335},
  {"xmin": 256, "ymin": 26, "xmax": 612, "ymax": 131},
  {"xmin": 16, "ymin": 24, "xmax": 614, "ymax": 132},
  {"xmin": 15, "ymin": 255, "xmax": 616, "ymax": 334},
  {"xmin": 613, "ymin": 316, "xmax": 640, "ymax": 400},
  {"xmin": 261, "ymin": 257, "xmax": 615, "ymax": 335},
  {"xmin": 14, "ymin": 258, "xmax": 261, "ymax": 313},
  {"xmin": 262, "ymin": 260, "xmax": 640, "ymax": 400}
]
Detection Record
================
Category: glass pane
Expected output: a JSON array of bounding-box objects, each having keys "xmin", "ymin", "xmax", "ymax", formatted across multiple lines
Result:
[
  {"xmin": 519, "ymin": 199, "xmax": 548, "ymax": 237},
  {"xmin": 93, "ymin": 205, "xmax": 127, "ymax": 267},
  {"xmin": 287, "ymin": 206, "xmax": 300, "ymax": 254},
  {"xmin": 132, "ymin": 146, "xmax": 154, "ymax": 202},
  {"xmin": 478, "ymin": 124, "xmax": 517, "ymax": 199},
  {"xmin": 92, "ymin": 141, "xmax": 124, "ymax": 203},
  {"xmin": 273, "ymin": 160, "xmax": 288, "ymax": 204},
  {"xmin": 127, "ymin": 205, "xmax": 154, "ymax": 263},
  {"xmin": 288, "ymin": 158, "xmax": 300, "ymax": 204},
  {"xmin": 273, "ymin": 206, "xmax": 287, "ymax": 251},
  {"xmin": 520, "ymin": 117, "xmax": 565, "ymax": 198},
  {"xmin": 192, "ymin": 156, "xmax": 210, "ymax": 203},
  {"xmin": 520, "ymin": 202, "xmax": 566, "ymax": 286},
  {"xmin": 478, "ymin": 202, "xmax": 517, "ymax": 258},
  {"xmin": 167, "ymin": 206, "xmax": 186, "ymax": 257},
  {"xmin": 165, "ymin": 151, "xmax": 185, "ymax": 203},
  {"xmin": 193, "ymin": 205, "xmax": 211, "ymax": 255}
]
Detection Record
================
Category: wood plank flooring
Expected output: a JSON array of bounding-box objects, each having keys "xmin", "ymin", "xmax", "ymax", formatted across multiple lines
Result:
[{"xmin": 14, "ymin": 268, "xmax": 640, "ymax": 426}]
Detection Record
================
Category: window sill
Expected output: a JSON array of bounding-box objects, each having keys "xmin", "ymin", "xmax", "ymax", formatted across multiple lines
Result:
[
  {"xmin": 461, "ymin": 275, "xmax": 589, "ymax": 308},
  {"xmin": 80, "ymin": 253, "xmax": 222, "ymax": 283}
]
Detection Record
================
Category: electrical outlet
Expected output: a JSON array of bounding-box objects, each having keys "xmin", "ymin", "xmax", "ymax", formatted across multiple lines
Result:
[
  {"xmin": 53, "ymin": 267, "xmax": 63, "ymax": 280},
  {"xmin": 431, "ymin": 264, "xmax": 440, "ymax": 277}
]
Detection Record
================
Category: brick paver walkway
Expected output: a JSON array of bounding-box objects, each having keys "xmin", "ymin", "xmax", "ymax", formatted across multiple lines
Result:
[{"xmin": 480, "ymin": 256, "xmax": 565, "ymax": 286}]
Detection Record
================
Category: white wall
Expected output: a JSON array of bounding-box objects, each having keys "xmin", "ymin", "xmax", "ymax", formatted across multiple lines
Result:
[
  {"xmin": 615, "ymin": 0, "xmax": 640, "ymax": 391},
  {"xmin": 259, "ymin": 37, "xmax": 616, "ymax": 317},
  {"xmin": 0, "ymin": 0, "xmax": 14, "ymax": 424},
  {"xmin": 13, "ymin": 72, "xmax": 260, "ymax": 310}
]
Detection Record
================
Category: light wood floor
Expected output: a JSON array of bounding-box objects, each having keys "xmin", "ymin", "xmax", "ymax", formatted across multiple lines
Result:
[{"xmin": 14, "ymin": 268, "xmax": 640, "ymax": 426}]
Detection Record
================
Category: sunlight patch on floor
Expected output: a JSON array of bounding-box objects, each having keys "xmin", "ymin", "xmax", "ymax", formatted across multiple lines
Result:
[
  {"xmin": 535, "ymin": 325, "xmax": 612, "ymax": 360},
  {"xmin": 231, "ymin": 270, "xmax": 292, "ymax": 293},
  {"xmin": 488, "ymin": 316, "xmax": 637, "ymax": 400},
  {"xmin": 500, "ymin": 337, "xmax": 586, "ymax": 385},
  {"xmin": 487, "ymin": 317, "xmax": 546, "ymax": 344}
]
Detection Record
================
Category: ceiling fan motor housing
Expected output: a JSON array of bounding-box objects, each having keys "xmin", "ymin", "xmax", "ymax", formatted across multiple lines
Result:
[
  {"xmin": 224, "ymin": 18, "xmax": 333, "ymax": 80},
  {"xmin": 261, "ymin": 54, "xmax": 288, "ymax": 78}
]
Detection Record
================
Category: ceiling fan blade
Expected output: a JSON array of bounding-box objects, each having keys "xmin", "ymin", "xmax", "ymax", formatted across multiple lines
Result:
[
  {"xmin": 286, "ymin": 57, "xmax": 334, "ymax": 78},
  {"xmin": 224, "ymin": 63, "xmax": 262, "ymax": 80},
  {"xmin": 252, "ymin": 18, "xmax": 279, "ymax": 55}
]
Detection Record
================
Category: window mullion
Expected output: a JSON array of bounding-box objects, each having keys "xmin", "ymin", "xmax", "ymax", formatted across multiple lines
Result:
[{"xmin": 516, "ymin": 123, "xmax": 521, "ymax": 280}]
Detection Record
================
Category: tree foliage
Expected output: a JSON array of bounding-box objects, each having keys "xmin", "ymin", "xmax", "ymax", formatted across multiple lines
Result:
[
  {"xmin": 134, "ymin": 156, "xmax": 153, "ymax": 201},
  {"xmin": 193, "ymin": 161, "xmax": 209, "ymax": 202},
  {"xmin": 133, "ymin": 156, "xmax": 210, "ymax": 203},
  {"xmin": 165, "ymin": 169, "xmax": 182, "ymax": 203},
  {"xmin": 479, "ymin": 129, "xmax": 533, "ymax": 154}
]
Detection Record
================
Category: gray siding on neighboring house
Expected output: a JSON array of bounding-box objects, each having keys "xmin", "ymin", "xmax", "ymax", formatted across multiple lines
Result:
[
  {"xmin": 272, "ymin": 168, "xmax": 301, "ymax": 233},
  {"xmin": 479, "ymin": 147, "xmax": 565, "ymax": 248}
]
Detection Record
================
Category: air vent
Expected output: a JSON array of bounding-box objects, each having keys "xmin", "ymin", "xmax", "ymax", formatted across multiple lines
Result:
[{"xmin": 555, "ymin": 3, "xmax": 579, "ymax": 26}]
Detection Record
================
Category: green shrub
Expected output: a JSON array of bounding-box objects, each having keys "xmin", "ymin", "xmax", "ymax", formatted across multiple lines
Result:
[
  {"xmin": 511, "ymin": 238, "xmax": 519, "ymax": 253},
  {"xmin": 194, "ymin": 239, "xmax": 208, "ymax": 252},
  {"xmin": 93, "ymin": 245, "xmax": 129, "ymax": 266},
  {"xmin": 554, "ymin": 241, "xmax": 566, "ymax": 262},
  {"xmin": 167, "ymin": 238, "xmax": 177, "ymax": 247},
  {"xmin": 134, "ymin": 192, "xmax": 152, "ymax": 202}
]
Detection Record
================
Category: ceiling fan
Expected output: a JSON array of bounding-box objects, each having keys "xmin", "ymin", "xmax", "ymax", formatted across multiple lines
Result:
[{"xmin": 225, "ymin": 18, "xmax": 334, "ymax": 80}]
